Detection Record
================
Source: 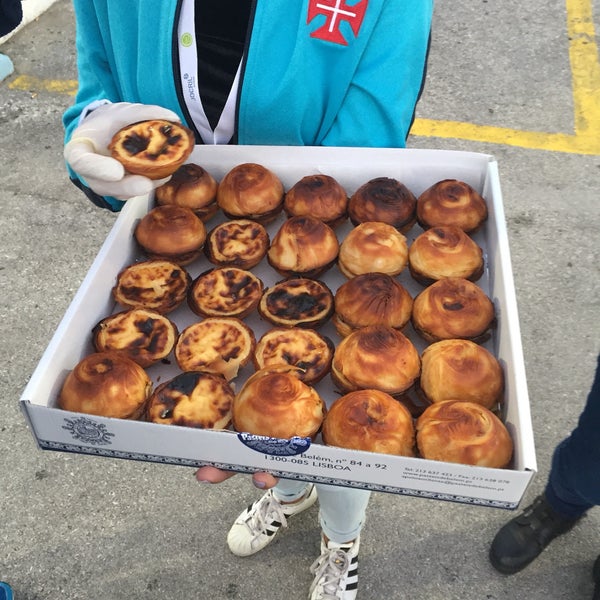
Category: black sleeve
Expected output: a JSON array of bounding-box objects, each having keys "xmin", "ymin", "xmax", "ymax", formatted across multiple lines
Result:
[
  {"xmin": 0, "ymin": 0, "xmax": 23, "ymax": 36},
  {"xmin": 69, "ymin": 178, "xmax": 123, "ymax": 212}
]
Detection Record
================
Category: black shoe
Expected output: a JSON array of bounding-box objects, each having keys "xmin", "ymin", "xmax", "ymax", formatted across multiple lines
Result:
[
  {"xmin": 489, "ymin": 494, "xmax": 582, "ymax": 574},
  {"xmin": 593, "ymin": 554, "xmax": 600, "ymax": 600}
]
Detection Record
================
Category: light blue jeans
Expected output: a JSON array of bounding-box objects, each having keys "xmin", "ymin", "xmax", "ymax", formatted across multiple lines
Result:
[{"xmin": 273, "ymin": 480, "xmax": 371, "ymax": 543}]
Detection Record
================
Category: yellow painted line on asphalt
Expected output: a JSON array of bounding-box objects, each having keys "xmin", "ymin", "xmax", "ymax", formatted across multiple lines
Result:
[
  {"xmin": 5, "ymin": 0, "xmax": 599, "ymax": 155},
  {"xmin": 8, "ymin": 74, "xmax": 77, "ymax": 95},
  {"xmin": 412, "ymin": 0, "xmax": 600, "ymax": 155},
  {"xmin": 566, "ymin": 0, "xmax": 600, "ymax": 135}
]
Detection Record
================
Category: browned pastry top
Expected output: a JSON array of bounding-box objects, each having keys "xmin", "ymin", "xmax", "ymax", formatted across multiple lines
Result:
[
  {"xmin": 92, "ymin": 308, "xmax": 178, "ymax": 368},
  {"xmin": 258, "ymin": 278, "xmax": 334, "ymax": 328},
  {"xmin": 253, "ymin": 327, "xmax": 334, "ymax": 385},
  {"xmin": 112, "ymin": 259, "xmax": 191, "ymax": 314},
  {"xmin": 416, "ymin": 400, "xmax": 513, "ymax": 468},
  {"xmin": 267, "ymin": 215, "xmax": 339, "ymax": 277},
  {"xmin": 188, "ymin": 267, "xmax": 263, "ymax": 318},
  {"xmin": 331, "ymin": 325, "xmax": 420, "ymax": 395},
  {"xmin": 338, "ymin": 221, "xmax": 408, "ymax": 278},
  {"xmin": 408, "ymin": 225, "xmax": 484, "ymax": 284},
  {"xmin": 348, "ymin": 177, "xmax": 416, "ymax": 232},
  {"xmin": 419, "ymin": 339, "xmax": 504, "ymax": 409},
  {"xmin": 411, "ymin": 277, "xmax": 495, "ymax": 342},
  {"xmin": 175, "ymin": 317, "xmax": 255, "ymax": 381},
  {"xmin": 232, "ymin": 366, "xmax": 325, "ymax": 439},
  {"xmin": 322, "ymin": 389, "xmax": 415, "ymax": 456},
  {"xmin": 134, "ymin": 205, "xmax": 206, "ymax": 263},
  {"xmin": 205, "ymin": 219, "xmax": 269, "ymax": 269},
  {"xmin": 58, "ymin": 351, "xmax": 152, "ymax": 419},
  {"xmin": 109, "ymin": 120, "xmax": 194, "ymax": 179},
  {"xmin": 333, "ymin": 273, "xmax": 413, "ymax": 337},
  {"xmin": 416, "ymin": 179, "xmax": 488, "ymax": 233},
  {"xmin": 283, "ymin": 174, "xmax": 348, "ymax": 225},
  {"xmin": 217, "ymin": 162, "xmax": 284, "ymax": 220},
  {"xmin": 154, "ymin": 163, "xmax": 218, "ymax": 217},
  {"xmin": 146, "ymin": 371, "xmax": 234, "ymax": 429}
]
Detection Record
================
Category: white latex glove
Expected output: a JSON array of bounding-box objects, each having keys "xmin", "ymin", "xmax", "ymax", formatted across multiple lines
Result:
[{"xmin": 64, "ymin": 102, "xmax": 184, "ymax": 200}]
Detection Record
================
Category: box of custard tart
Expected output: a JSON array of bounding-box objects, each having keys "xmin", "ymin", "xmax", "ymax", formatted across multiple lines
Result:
[{"xmin": 20, "ymin": 145, "xmax": 536, "ymax": 509}]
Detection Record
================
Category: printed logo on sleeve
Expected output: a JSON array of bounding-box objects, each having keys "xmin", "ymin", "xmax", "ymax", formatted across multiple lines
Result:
[{"xmin": 307, "ymin": 0, "xmax": 368, "ymax": 46}]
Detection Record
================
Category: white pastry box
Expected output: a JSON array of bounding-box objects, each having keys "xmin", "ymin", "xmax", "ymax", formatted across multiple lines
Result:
[{"xmin": 20, "ymin": 146, "xmax": 536, "ymax": 509}]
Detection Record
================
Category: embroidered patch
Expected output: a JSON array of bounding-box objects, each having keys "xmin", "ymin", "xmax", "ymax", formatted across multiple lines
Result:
[{"xmin": 307, "ymin": 0, "xmax": 368, "ymax": 46}]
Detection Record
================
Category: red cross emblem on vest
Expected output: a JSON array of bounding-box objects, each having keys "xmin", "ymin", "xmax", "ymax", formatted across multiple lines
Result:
[{"xmin": 307, "ymin": 0, "xmax": 368, "ymax": 46}]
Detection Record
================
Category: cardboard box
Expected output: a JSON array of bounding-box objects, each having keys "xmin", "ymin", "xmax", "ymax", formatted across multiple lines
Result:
[{"xmin": 20, "ymin": 146, "xmax": 536, "ymax": 509}]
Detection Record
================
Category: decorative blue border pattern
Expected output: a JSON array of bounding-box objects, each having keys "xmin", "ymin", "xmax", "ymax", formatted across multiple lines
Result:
[{"xmin": 37, "ymin": 437, "xmax": 518, "ymax": 510}]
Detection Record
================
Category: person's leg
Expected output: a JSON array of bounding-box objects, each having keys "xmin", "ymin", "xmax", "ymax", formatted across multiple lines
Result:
[
  {"xmin": 593, "ymin": 554, "xmax": 600, "ymax": 600},
  {"xmin": 309, "ymin": 485, "xmax": 371, "ymax": 600},
  {"xmin": 316, "ymin": 484, "xmax": 371, "ymax": 544},
  {"xmin": 544, "ymin": 354, "xmax": 600, "ymax": 516},
  {"xmin": 227, "ymin": 479, "xmax": 317, "ymax": 556},
  {"xmin": 490, "ymin": 354, "xmax": 600, "ymax": 574}
]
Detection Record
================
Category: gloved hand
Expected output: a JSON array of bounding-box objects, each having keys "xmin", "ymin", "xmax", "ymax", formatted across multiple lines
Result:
[{"xmin": 64, "ymin": 102, "xmax": 184, "ymax": 200}]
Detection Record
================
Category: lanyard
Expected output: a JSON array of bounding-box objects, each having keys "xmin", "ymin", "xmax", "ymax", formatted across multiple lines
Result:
[{"xmin": 177, "ymin": 0, "xmax": 241, "ymax": 145}]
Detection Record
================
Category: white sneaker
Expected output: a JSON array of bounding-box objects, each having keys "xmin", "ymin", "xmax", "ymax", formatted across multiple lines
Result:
[
  {"xmin": 309, "ymin": 535, "xmax": 360, "ymax": 600},
  {"xmin": 227, "ymin": 484, "xmax": 317, "ymax": 557}
]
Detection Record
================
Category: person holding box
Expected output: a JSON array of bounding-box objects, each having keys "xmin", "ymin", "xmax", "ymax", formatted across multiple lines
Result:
[{"xmin": 62, "ymin": 2, "xmax": 433, "ymax": 598}]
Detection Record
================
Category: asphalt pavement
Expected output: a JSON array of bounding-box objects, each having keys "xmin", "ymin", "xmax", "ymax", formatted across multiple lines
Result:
[{"xmin": 0, "ymin": 1, "xmax": 599, "ymax": 599}]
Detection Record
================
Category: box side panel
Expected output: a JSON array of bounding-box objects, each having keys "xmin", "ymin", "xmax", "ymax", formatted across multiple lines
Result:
[
  {"xmin": 483, "ymin": 161, "xmax": 537, "ymax": 473},
  {"xmin": 24, "ymin": 402, "xmax": 534, "ymax": 508}
]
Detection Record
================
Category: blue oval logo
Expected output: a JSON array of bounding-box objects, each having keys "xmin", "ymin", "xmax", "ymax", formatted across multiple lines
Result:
[{"xmin": 237, "ymin": 433, "xmax": 311, "ymax": 456}]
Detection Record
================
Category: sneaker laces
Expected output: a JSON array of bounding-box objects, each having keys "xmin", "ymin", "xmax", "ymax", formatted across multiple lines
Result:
[
  {"xmin": 243, "ymin": 492, "xmax": 289, "ymax": 543},
  {"xmin": 309, "ymin": 547, "xmax": 351, "ymax": 600}
]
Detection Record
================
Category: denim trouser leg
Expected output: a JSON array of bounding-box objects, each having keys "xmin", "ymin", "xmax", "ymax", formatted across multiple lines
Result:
[
  {"xmin": 272, "ymin": 480, "xmax": 370, "ymax": 543},
  {"xmin": 316, "ymin": 484, "xmax": 371, "ymax": 543},
  {"xmin": 545, "ymin": 354, "xmax": 600, "ymax": 519}
]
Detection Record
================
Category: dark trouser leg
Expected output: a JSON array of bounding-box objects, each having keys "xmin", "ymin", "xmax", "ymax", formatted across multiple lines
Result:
[{"xmin": 545, "ymin": 353, "xmax": 600, "ymax": 518}]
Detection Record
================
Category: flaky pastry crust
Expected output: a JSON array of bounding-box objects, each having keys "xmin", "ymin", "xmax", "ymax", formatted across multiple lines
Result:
[
  {"xmin": 232, "ymin": 366, "xmax": 325, "ymax": 439},
  {"xmin": 419, "ymin": 339, "xmax": 504, "ymax": 409},
  {"xmin": 217, "ymin": 162, "xmax": 284, "ymax": 223},
  {"xmin": 408, "ymin": 225, "xmax": 484, "ymax": 285},
  {"xmin": 284, "ymin": 174, "xmax": 348, "ymax": 227},
  {"xmin": 331, "ymin": 325, "xmax": 420, "ymax": 395},
  {"xmin": 337, "ymin": 221, "xmax": 408, "ymax": 278},
  {"xmin": 134, "ymin": 205, "xmax": 206, "ymax": 265},
  {"xmin": 348, "ymin": 177, "xmax": 416, "ymax": 232},
  {"xmin": 58, "ymin": 351, "xmax": 152, "ymax": 419},
  {"xmin": 154, "ymin": 163, "xmax": 219, "ymax": 221},
  {"xmin": 333, "ymin": 273, "xmax": 413, "ymax": 337},
  {"xmin": 322, "ymin": 389, "xmax": 415, "ymax": 456},
  {"xmin": 416, "ymin": 179, "xmax": 488, "ymax": 233},
  {"xmin": 411, "ymin": 277, "xmax": 495, "ymax": 343},
  {"xmin": 416, "ymin": 400, "xmax": 513, "ymax": 468},
  {"xmin": 267, "ymin": 215, "xmax": 339, "ymax": 278}
]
